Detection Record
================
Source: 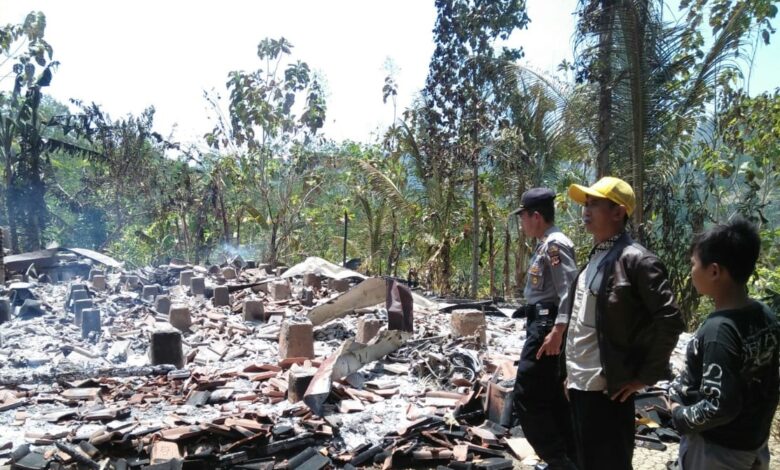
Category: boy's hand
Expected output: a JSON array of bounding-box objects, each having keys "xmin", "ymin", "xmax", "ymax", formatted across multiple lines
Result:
[
  {"xmin": 662, "ymin": 396, "xmax": 680, "ymax": 411},
  {"xmin": 611, "ymin": 380, "xmax": 645, "ymax": 402}
]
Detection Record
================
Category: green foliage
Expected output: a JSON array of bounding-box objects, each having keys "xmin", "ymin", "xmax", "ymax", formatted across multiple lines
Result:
[{"xmin": 0, "ymin": 5, "xmax": 777, "ymax": 324}]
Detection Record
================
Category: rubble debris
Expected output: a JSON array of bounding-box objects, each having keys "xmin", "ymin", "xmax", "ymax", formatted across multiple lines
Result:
[
  {"xmin": 450, "ymin": 310, "xmax": 487, "ymax": 344},
  {"xmin": 485, "ymin": 380, "xmax": 514, "ymax": 427},
  {"xmin": 281, "ymin": 256, "xmax": 366, "ymax": 281},
  {"xmin": 0, "ymin": 254, "xmax": 692, "ymax": 470},
  {"xmin": 304, "ymin": 329, "xmax": 410, "ymax": 415},
  {"xmin": 307, "ymin": 278, "xmax": 386, "ymax": 326},
  {"xmin": 330, "ymin": 278, "xmax": 351, "ymax": 292}
]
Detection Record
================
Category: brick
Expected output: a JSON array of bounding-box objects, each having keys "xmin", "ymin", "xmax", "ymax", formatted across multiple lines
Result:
[
  {"xmin": 269, "ymin": 281, "xmax": 291, "ymax": 301},
  {"xmin": 90, "ymin": 275, "xmax": 107, "ymax": 291},
  {"xmin": 330, "ymin": 279, "xmax": 350, "ymax": 292},
  {"xmin": 450, "ymin": 310, "xmax": 486, "ymax": 344},
  {"xmin": 278, "ymin": 318, "xmax": 314, "ymax": 359},
  {"xmin": 88, "ymin": 269, "xmax": 104, "ymax": 281},
  {"xmin": 149, "ymin": 329, "xmax": 184, "ymax": 369},
  {"xmin": 302, "ymin": 273, "xmax": 321, "ymax": 290},
  {"xmin": 190, "ymin": 277, "xmax": 206, "ymax": 296},
  {"xmin": 81, "ymin": 309, "xmax": 101, "ymax": 339},
  {"xmin": 168, "ymin": 305, "xmax": 192, "ymax": 331},
  {"xmin": 179, "ymin": 270, "xmax": 194, "ymax": 287},
  {"xmin": 222, "ymin": 267, "xmax": 237, "ymax": 280},
  {"xmin": 155, "ymin": 295, "xmax": 171, "ymax": 315},
  {"xmin": 243, "ymin": 300, "xmax": 264, "ymax": 321},
  {"xmin": 213, "ymin": 286, "xmax": 230, "ymax": 307},
  {"xmin": 141, "ymin": 285, "xmax": 160, "ymax": 301},
  {"xmin": 356, "ymin": 315, "xmax": 383, "ymax": 344},
  {"xmin": 73, "ymin": 299, "xmax": 95, "ymax": 326}
]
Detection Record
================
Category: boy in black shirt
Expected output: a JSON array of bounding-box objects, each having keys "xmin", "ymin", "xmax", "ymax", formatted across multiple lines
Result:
[{"xmin": 668, "ymin": 218, "xmax": 780, "ymax": 470}]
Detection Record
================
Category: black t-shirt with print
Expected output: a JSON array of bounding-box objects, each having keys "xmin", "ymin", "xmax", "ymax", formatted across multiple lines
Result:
[{"xmin": 670, "ymin": 300, "xmax": 780, "ymax": 450}]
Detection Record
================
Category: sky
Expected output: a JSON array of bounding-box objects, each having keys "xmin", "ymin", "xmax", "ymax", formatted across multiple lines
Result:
[{"xmin": 0, "ymin": 1, "xmax": 777, "ymax": 147}]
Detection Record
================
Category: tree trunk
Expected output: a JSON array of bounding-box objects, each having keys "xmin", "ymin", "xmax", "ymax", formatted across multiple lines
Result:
[
  {"xmin": 488, "ymin": 222, "xmax": 495, "ymax": 299},
  {"xmin": 5, "ymin": 166, "xmax": 18, "ymax": 254},
  {"xmin": 503, "ymin": 223, "xmax": 510, "ymax": 298},
  {"xmin": 219, "ymin": 191, "xmax": 230, "ymax": 245},
  {"xmin": 441, "ymin": 238, "xmax": 451, "ymax": 295},
  {"xmin": 621, "ymin": 0, "xmax": 647, "ymax": 239},
  {"xmin": 470, "ymin": 157, "xmax": 479, "ymax": 298},
  {"xmin": 596, "ymin": 0, "xmax": 616, "ymax": 178},
  {"xmin": 515, "ymin": 230, "xmax": 526, "ymax": 298},
  {"xmin": 388, "ymin": 210, "xmax": 399, "ymax": 278}
]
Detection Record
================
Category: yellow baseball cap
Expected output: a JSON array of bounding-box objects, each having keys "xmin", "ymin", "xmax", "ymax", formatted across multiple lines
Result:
[{"xmin": 568, "ymin": 176, "xmax": 636, "ymax": 216}]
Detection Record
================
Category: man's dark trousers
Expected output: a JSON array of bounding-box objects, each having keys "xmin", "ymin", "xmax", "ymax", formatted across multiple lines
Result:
[
  {"xmin": 513, "ymin": 310, "xmax": 576, "ymax": 469},
  {"xmin": 569, "ymin": 388, "xmax": 635, "ymax": 470}
]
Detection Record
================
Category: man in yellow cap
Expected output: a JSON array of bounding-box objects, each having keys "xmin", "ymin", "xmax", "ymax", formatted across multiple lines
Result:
[{"xmin": 564, "ymin": 176, "xmax": 684, "ymax": 470}]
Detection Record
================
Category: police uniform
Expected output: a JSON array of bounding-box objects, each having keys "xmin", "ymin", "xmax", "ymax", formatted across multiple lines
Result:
[{"xmin": 511, "ymin": 188, "xmax": 578, "ymax": 470}]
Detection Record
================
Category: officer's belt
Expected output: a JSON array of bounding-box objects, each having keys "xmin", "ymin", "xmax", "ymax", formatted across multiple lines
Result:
[{"xmin": 524, "ymin": 301, "xmax": 558, "ymax": 324}]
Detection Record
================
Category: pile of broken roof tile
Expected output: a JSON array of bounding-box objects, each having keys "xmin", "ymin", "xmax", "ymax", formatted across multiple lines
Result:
[{"xmin": 0, "ymin": 256, "xmax": 689, "ymax": 470}]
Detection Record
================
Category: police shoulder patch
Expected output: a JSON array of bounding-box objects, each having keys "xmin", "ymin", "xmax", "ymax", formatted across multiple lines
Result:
[{"xmin": 547, "ymin": 242, "xmax": 563, "ymax": 267}]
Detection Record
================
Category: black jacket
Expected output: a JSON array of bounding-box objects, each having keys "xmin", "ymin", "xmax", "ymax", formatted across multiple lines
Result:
[{"xmin": 565, "ymin": 232, "xmax": 685, "ymax": 394}]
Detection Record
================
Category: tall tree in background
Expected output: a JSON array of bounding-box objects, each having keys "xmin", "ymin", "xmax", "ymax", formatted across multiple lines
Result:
[
  {"xmin": 423, "ymin": 0, "xmax": 529, "ymax": 297},
  {"xmin": 0, "ymin": 11, "xmax": 56, "ymax": 252},
  {"xmin": 206, "ymin": 37, "xmax": 326, "ymax": 264}
]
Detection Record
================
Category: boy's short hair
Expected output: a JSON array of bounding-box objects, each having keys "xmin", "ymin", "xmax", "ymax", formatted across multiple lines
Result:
[{"xmin": 692, "ymin": 216, "xmax": 760, "ymax": 284}]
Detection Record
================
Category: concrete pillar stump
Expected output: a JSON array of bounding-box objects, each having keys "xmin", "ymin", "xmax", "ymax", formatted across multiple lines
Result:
[
  {"xmin": 150, "ymin": 329, "xmax": 184, "ymax": 368},
  {"xmin": 278, "ymin": 318, "xmax": 314, "ymax": 359},
  {"xmin": 243, "ymin": 300, "xmax": 264, "ymax": 321}
]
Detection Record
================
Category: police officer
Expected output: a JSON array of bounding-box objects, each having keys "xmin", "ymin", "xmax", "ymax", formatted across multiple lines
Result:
[{"xmin": 510, "ymin": 188, "xmax": 578, "ymax": 470}]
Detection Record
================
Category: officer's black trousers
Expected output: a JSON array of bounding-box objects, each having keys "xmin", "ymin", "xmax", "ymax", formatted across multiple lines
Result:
[{"xmin": 512, "ymin": 318, "xmax": 576, "ymax": 469}]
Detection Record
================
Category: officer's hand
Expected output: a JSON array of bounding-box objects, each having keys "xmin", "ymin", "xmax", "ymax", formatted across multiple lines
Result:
[
  {"xmin": 610, "ymin": 380, "xmax": 645, "ymax": 402},
  {"xmin": 535, "ymin": 323, "xmax": 566, "ymax": 359}
]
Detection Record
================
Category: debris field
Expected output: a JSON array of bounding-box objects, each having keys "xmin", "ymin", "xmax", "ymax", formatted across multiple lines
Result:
[{"xmin": 0, "ymin": 253, "xmax": 690, "ymax": 470}]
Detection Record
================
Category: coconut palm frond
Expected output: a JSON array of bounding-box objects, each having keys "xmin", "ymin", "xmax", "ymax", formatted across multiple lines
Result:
[{"xmin": 356, "ymin": 160, "xmax": 414, "ymax": 216}]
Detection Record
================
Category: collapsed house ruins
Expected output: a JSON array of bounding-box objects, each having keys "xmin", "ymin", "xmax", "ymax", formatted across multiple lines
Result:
[{"xmin": 0, "ymin": 251, "xmax": 690, "ymax": 470}]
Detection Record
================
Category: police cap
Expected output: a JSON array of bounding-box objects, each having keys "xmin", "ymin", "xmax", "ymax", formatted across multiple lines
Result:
[{"xmin": 510, "ymin": 187, "xmax": 555, "ymax": 215}]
